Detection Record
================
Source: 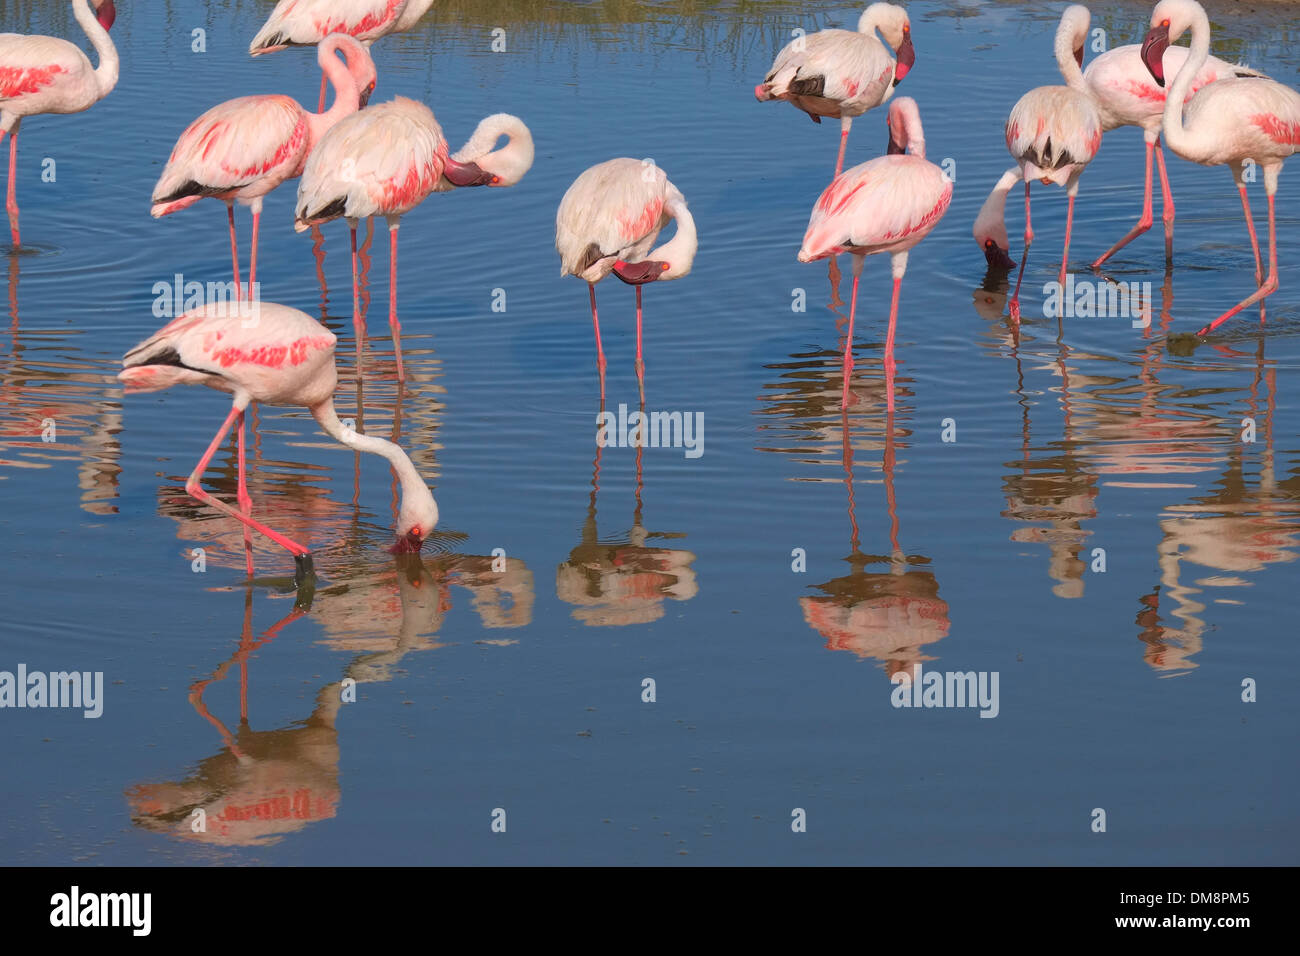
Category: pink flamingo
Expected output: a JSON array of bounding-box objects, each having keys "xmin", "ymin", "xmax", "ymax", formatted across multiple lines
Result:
[
  {"xmin": 294, "ymin": 97, "xmax": 533, "ymax": 380},
  {"xmin": 1063, "ymin": 5, "xmax": 1267, "ymax": 267},
  {"xmin": 755, "ymin": 2, "xmax": 915, "ymax": 177},
  {"xmin": 555, "ymin": 158, "xmax": 698, "ymax": 404},
  {"xmin": 119, "ymin": 302, "xmax": 440, "ymax": 588},
  {"xmin": 973, "ymin": 16, "xmax": 1102, "ymax": 320},
  {"xmin": 151, "ymin": 34, "xmax": 376, "ymax": 301},
  {"xmin": 250, "ymin": 0, "xmax": 434, "ymax": 112},
  {"xmin": 0, "ymin": 0, "xmax": 117, "ymax": 248},
  {"xmin": 797, "ymin": 96, "xmax": 951, "ymax": 409},
  {"xmin": 1141, "ymin": 0, "xmax": 1300, "ymax": 336}
]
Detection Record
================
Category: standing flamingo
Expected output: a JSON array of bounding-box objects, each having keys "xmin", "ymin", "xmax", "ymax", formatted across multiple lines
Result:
[
  {"xmin": 0, "ymin": 0, "xmax": 117, "ymax": 248},
  {"xmin": 797, "ymin": 97, "xmax": 951, "ymax": 409},
  {"xmin": 973, "ymin": 11, "xmax": 1102, "ymax": 320},
  {"xmin": 755, "ymin": 2, "xmax": 915, "ymax": 178},
  {"xmin": 151, "ymin": 34, "xmax": 376, "ymax": 301},
  {"xmin": 555, "ymin": 158, "xmax": 698, "ymax": 404},
  {"xmin": 250, "ymin": 0, "xmax": 435, "ymax": 112},
  {"xmin": 1140, "ymin": 0, "xmax": 1298, "ymax": 335},
  {"xmin": 1064, "ymin": 5, "xmax": 1266, "ymax": 267},
  {"xmin": 294, "ymin": 97, "xmax": 533, "ymax": 380},
  {"xmin": 118, "ymin": 302, "xmax": 440, "ymax": 588}
]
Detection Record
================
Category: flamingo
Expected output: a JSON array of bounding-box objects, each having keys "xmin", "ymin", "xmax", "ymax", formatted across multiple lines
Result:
[
  {"xmin": 150, "ymin": 34, "xmax": 376, "ymax": 302},
  {"xmin": 0, "ymin": 0, "xmax": 117, "ymax": 248},
  {"xmin": 294, "ymin": 97, "xmax": 533, "ymax": 380},
  {"xmin": 118, "ymin": 302, "xmax": 439, "ymax": 588},
  {"xmin": 1061, "ymin": 5, "xmax": 1267, "ymax": 268},
  {"xmin": 556, "ymin": 159, "xmax": 698, "ymax": 404},
  {"xmin": 972, "ymin": 11, "xmax": 1102, "ymax": 320},
  {"xmin": 797, "ymin": 96, "xmax": 952, "ymax": 409},
  {"xmin": 755, "ymin": 2, "xmax": 915, "ymax": 178},
  {"xmin": 1141, "ymin": 0, "xmax": 1300, "ymax": 336},
  {"xmin": 250, "ymin": 0, "xmax": 434, "ymax": 112}
]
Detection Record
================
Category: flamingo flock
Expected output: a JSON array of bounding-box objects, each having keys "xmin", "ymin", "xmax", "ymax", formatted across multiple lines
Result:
[{"xmin": 1, "ymin": 0, "xmax": 1295, "ymax": 594}]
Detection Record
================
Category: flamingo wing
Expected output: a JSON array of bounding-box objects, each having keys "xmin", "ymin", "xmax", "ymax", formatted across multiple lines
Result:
[
  {"xmin": 1006, "ymin": 86, "xmax": 1102, "ymax": 174},
  {"xmin": 250, "ymin": 0, "xmax": 410, "ymax": 52},
  {"xmin": 0, "ymin": 34, "xmax": 91, "ymax": 108},
  {"xmin": 764, "ymin": 30, "xmax": 892, "ymax": 109},
  {"xmin": 556, "ymin": 158, "xmax": 675, "ymax": 277}
]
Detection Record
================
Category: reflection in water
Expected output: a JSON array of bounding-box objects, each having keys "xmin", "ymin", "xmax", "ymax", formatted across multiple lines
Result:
[{"xmin": 556, "ymin": 423, "xmax": 698, "ymax": 627}]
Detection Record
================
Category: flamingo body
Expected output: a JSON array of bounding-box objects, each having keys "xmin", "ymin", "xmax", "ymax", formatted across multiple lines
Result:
[
  {"xmin": 1006, "ymin": 86, "xmax": 1102, "ymax": 186},
  {"xmin": 250, "ymin": 0, "xmax": 434, "ymax": 53}
]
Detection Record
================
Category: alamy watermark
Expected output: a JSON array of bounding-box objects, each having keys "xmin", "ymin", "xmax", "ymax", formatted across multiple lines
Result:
[
  {"xmin": 890, "ymin": 663, "xmax": 1000, "ymax": 718},
  {"xmin": 1043, "ymin": 275, "xmax": 1152, "ymax": 328},
  {"xmin": 0, "ymin": 664, "xmax": 103, "ymax": 718},
  {"xmin": 596, "ymin": 403, "xmax": 704, "ymax": 458},
  {"xmin": 152, "ymin": 273, "xmax": 261, "ymax": 327}
]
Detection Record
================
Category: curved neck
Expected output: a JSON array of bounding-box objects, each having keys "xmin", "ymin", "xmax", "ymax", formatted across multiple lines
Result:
[
  {"xmin": 453, "ymin": 114, "xmax": 535, "ymax": 185},
  {"xmin": 307, "ymin": 41, "xmax": 361, "ymax": 141},
  {"xmin": 311, "ymin": 400, "xmax": 430, "ymax": 515},
  {"xmin": 1163, "ymin": 11, "xmax": 1211, "ymax": 157},
  {"xmin": 974, "ymin": 167, "xmax": 1022, "ymax": 247},
  {"xmin": 74, "ymin": 0, "xmax": 118, "ymax": 98},
  {"xmin": 651, "ymin": 199, "xmax": 698, "ymax": 279},
  {"xmin": 1054, "ymin": 13, "xmax": 1088, "ymax": 93}
]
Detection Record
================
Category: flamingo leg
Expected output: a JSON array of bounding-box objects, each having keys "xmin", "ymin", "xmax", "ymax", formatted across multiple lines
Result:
[
  {"xmin": 350, "ymin": 221, "xmax": 365, "ymax": 345},
  {"xmin": 835, "ymin": 118, "xmax": 851, "ymax": 178},
  {"xmin": 1155, "ymin": 139, "xmax": 1175, "ymax": 262},
  {"xmin": 187, "ymin": 404, "xmax": 314, "ymax": 584},
  {"xmin": 225, "ymin": 202, "xmax": 242, "ymax": 302},
  {"xmin": 841, "ymin": 254, "xmax": 863, "ymax": 406},
  {"xmin": 884, "ymin": 276, "xmax": 902, "ymax": 414},
  {"xmin": 387, "ymin": 218, "xmax": 404, "ymax": 381},
  {"xmin": 1093, "ymin": 139, "xmax": 1154, "ymax": 268},
  {"xmin": 247, "ymin": 202, "xmax": 261, "ymax": 302},
  {"xmin": 5, "ymin": 120, "xmax": 19, "ymax": 248},
  {"xmin": 1009, "ymin": 182, "xmax": 1033, "ymax": 321},
  {"xmin": 236, "ymin": 410, "xmax": 254, "ymax": 579},
  {"xmin": 589, "ymin": 282, "xmax": 606, "ymax": 404},
  {"xmin": 318, "ymin": 73, "xmax": 328, "ymax": 114},
  {"xmin": 1060, "ymin": 181, "xmax": 1078, "ymax": 287},
  {"xmin": 635, "ymin": 284, "xmax": 645, "ymax": 406},
  {"xmin": 1237, "ymin": 185, "xmax": 1264, "ymax": 287},
  {"xmin": 1198, "ymin": 192, "xmax": 1277, "ymax": 337}
]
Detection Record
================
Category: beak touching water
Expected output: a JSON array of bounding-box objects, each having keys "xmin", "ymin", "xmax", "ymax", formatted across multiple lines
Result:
[
  {"xmin": 1141, "ymin": 23, "xmax": 1171, "ymax": 87},
  {"xmin": 389, "ymin": 530, "xmax": 424, "ymax": 555},
  {"xmin": 983, "ymin": 239, "xmax": 1016, "ymax": 271}
]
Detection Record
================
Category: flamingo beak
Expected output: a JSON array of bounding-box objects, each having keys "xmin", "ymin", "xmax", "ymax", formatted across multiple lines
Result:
[
  {"xmin": 1141, "ymin": 23, "xmax": 1170, "ymax": 87},
  {"xmin": 1074, "ymin": 46, "xmax": 1084, "ymax": 68},
  {"xmin": 887, "ymin": 130, "xmax": 906, "ymax": 155},
  {"xmin": 359, "ymin": 84, "xmax": 375, "ymax": 109},
  {"xmin": 443, "ymin": 158, "xmax": 500, "ymax": 188},
  {"xmin": 613, "ymin": 260, "xmax": 668, "ymax": 285},
  {"xmin": 984, "ymin": 240, "xmax": 1016, "ymax": 271},
  {"xmin": 893, "ymin": 30, "xmax": 915, "ymax": 85},
  {"xmin": 389, "ymin": 531, "xmax": 424, "ymax": 554},
  {"xmin": 95, "ymin": 0, "xmax": 117, "ymax": 30}
]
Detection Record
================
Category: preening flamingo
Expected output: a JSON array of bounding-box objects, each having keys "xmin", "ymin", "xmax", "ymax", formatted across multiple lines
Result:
[
  {"xmin": 1141, "ymin": 0, "xmax": 1300, "ymax": 336},
  {"xmin": 119, "ymin": 302, "xmax": 440, "ymax": 587},
  {"xmin": 973, "ymin": 9, "xmax": 1102, "ymax": 320},
  {"xmin": 797, "ymin": 97, "xmax": 951, "ymax": 409},
  {"xmin": 1064, "ymin": 4, "xmax": 1266, "ymax": 267},
  {"xmin": 250, "ymin": 0, "xmax": 435, "ymax": 111},
  {"xmin": 0, "ymin": 0, "xmax": 117, "ymax": 248},
  {"xmin": 294, "ymin": 97, "xmax": 533, "ymax": 380},
  {"xmin": 556, "ymin": 158, "xmax": 698, "ymax": 404},
  {"xmin": 755, "ymin": 2, "xmax": 915, "ymax": 177},
  {"xmin": 151, "ymin": 34, "xmax": 376, "ymax": 301}
]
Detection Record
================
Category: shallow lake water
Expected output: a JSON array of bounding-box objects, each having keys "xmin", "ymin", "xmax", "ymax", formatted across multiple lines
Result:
[{"xmin": 1, "ymin": 0, "xmax": 1297, "ymax": 864}]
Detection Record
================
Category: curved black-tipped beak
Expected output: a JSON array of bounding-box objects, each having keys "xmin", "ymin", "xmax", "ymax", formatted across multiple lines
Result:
[
  {"xmin": 359, "ymin": 86, "xmax": 374, "ymax": 109},
  {"xmin": 443, "ymin": 158, "xmax": 499, "ymax": 188},
  {"xmin": 893, "ymin": 33, "xmax": 915, "ymax": 85},
  {"xmin": 613, "ymin": 260, "xmax": 667, "ymax": 285},
  {"xmin": 887, "ymin": 133, "xmax": 906, "ymax": 155},
  {"xmin": 1141, "ymin": 24, "xmax": 1170, "ymax": 87},
  {"xmin": 984, "ymin": 240, "xmax": 1016, "ymax": 271},
  {"xmin": 95, "ymin": 0, "xmax": 117, "ymax": 30},
  {"xmin": 388, "ymin": 532, "xmax": 424, "ymax": 555},
  {"xmin": 1074, "ymin": 46, "xmax": 1084, "ymax": 68}
]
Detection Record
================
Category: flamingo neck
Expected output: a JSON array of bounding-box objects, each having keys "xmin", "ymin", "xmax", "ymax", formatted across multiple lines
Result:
[
  {"xmin": 307, "ymin": 40, "xmax": 361, "ymax": 143},
  {"xmin": 973, "ymin": 167, "xmax": 1021, "ymax": 249},
  {"xmin": 311, "ymin": 400, "xmax": 433, "ymax": 525},
  {"xmin": 452, "ymin": 114, "xmax": 535, "ymax": 186},
  {"xmin": 650, "ymin": 199, "xmax": 698, "ymax": 279},
  {"xmin": 1163, "ymin": 10, "xmax": 1211, "ymax": 160},
  {"xmin": 1054, "ymin": 10, "xmax": 1089, "ymax": 93},
  {"xmin": 75, "ymin": 0, "xmax": 118, "ymax": 99}
]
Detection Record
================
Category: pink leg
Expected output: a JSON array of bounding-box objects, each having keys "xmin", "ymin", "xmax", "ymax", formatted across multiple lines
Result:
[
  {"xmin": 5, "ymin": 123, "xmax": 19, "ymax": 248},
  {"xmin": 187, "ymin": 405, "xmax": 314, "ymax": 583},
  {"xmin": 388, "ymin": 222, "xmax": 404, "ymax": 381},
  {"xmin": 318, "ymin": 73, "xmax": 328, "ymax": 113},
  {"xmin": 841, "ymin": 262, "xmax": 861, "ymax": 407},
  {"xmin": 247, "ymin": 207, "xmax": 260, "ymax": 302},
  {"xmin": 236, "ymin": 410, "xmax": 254, "ymax": 578},
  {"xmin": 834, "ymin": 121, "xmax": 850, "ymax": 179},
  {"xmin": 589, "ymin": 283, "xmax": 606, "ymax": 404},
  {"xmin": 1009, "ymin": 182, "xmax": 1033, "ymax": 321},
  {"xmin": 1155, "ymin": 140, "xmax": 1175, "ymax": 262},
  {"xmin": 1237, "ymin": 185, "xmax": 1263, "ymax": 287},
  {"xmin": 1060, "ymin": 191, "xmax": 1076, "ymax": 286},
  {"xmin": 884, "ymin": 277, "xmax": 901, "ymax": 414},
  {"xmin": 1198, "ymin": 193, "xmax": 1277, "ymax": 337},
  {"xmin": 226, "ymin": 203, "xmax": 242, "ymax": 301},
  {"xmin": 635, "ymin": 284, "xmax": 645, "ymax": 406},
  {"xmin": 1093, "ymin": 140, "xmax": 1154, "ymax": 268}
]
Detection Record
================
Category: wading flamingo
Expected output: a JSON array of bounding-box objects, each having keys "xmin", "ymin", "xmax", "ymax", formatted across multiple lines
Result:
[
  {"xmin": 119, "ymin": 302, "xmax": 439, "ymax": 588},
  {"xmin": 251, "ymin": 0, "xmax": 434, "ymax": 112},
  {"xmin": 1059, "ymin": 4, "xmax": 1266, "ymax": 267},
  {"xmin": 0, "ymin": 0, "xmax": 117, "ymax": 248},
  {"xmin": 151, "ymin": 34, "xmax": 376, "ymax": 301},
  {"xmin": 556, "ymin": 158, "xmax": 698, "ymax": 404},
  {"xmin": 973, "ymin": 13, "xmax": 1102, "ymax": 320},
  {"xmin": 294, "ymin": 97, "xmax": 533, "ymax": 380},
  {"xmin": 755, "ymin": 2, "xmax": 915, "ymax": 178},
  {"xmin": 798, "ymin": 97, "xmax": 951, "ymax": 409},
  {"xmin": 1141, "ymin": 0, "xmax": 1300, "ymax": 336}
]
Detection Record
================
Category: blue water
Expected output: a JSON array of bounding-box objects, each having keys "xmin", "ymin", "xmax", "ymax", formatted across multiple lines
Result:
[{"xmin": 1, "ymin": 0, "xmax": 1297, "ymax": 864}]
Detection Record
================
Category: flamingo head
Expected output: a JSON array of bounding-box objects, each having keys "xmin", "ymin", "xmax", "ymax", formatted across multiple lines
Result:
[
  {"xmin": 861, "ymin": 4, "xmax": 913, "ymax": 84},
  {"xmin": 390, "ymin": 486, "xmax": 439, "ymax": 555},
  {"xmin": 1141, "ymin": 1, "xmax": 1187, "ymax": 88},
  {"xmin": 981, "ymin": 237, "xmax": 1016, "ymax": 271},
  {"xmin": 443, "ymin": 158, "xmax": 500, "ymax": 188},
  {"xmin": 92, "ymin": 0, "xmax": 116, "ymax": 30},
  {"xmin": 885, "ymin": 96, "xmax": 925, "ymax": 157},
  {"xmin": 893, "ymin": 22, "xmax": 915, "ymax": 84},
  {"xmin": 329, "ymin": 35, "xmax": 378, "ymax": 107}
]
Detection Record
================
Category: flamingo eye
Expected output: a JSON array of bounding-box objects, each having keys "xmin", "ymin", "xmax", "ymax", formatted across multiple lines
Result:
[
  {"xmin": 410, "ymin": 526, "xmax": 422, "ymax": 539},
  {"xmin": 984, "ymin": 238, "xmax": 996, "ymax": 250},
  {"xmin": 1161, "ymin": 18, "xmax": 1170, "ymax": 26}
]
